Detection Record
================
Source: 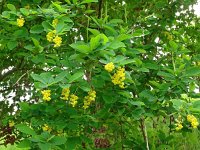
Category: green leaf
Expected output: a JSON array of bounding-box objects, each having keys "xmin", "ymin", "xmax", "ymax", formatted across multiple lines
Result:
[
  {"xmin": 16, "ymin": 124, "xmax": 36, "ymax": 136},
  {"xmin": 169, "ymin": 40, "xmax": 178, "ymax": 50},
  {"xmin": 54, "ymin": 72, "xmax": 67, "ymax": 83},
  {"xmin": 30, "ymin": 25, "xmax": 44, "ymax": 34},
  {"xmin": 171, "ymin": 99, "xmax": 187, "ymax": 111},
  {"xmin": 56, "ymin": 21, "xmax": 65, "ymax": 33},
  {"xmin": 17, "ymin": 139, "xmax": 31, "ymax": 148},
  {"xmin": 90, "ymin": 36, "xmax": 100, "ymax": 50},
  {"xmin": 66, "ymin": 137, "xmax": 81, "ymax": 149},
  {"xmin": 52, "ymin": 2, "xmax": 63, "ymax": 11},
  {"xmin": 116, "ymin": 34, "xmax": 131, "ymax": 41},
  {"xmin": 19, "ymin": 102, "xmax": 30, "ymax": 111},
  {"xmin": 138, "ymin": 68, "xmax": 149, "ymax": 72},
  {"xmin": 38, "ymin": 143, "xmax": 51, "ymax": 150},
  {"xmin": 108, "ymin": 41, "xmax": 126, "ymax": 49},
  {"xmin": 7, "ymin": 4, "xmax": 16, "ymax": 12},
  {"xmin": 31, "ymin": 74, "xmax": 46, "ymax": 84},
  {"xmin": 87, "ymin": 28, "xmax": 100, "ymax": 36},
  {"xmin": 129, "ymin": 100, "xmax": 145, "ymax": 106},
  {"xmin": 20, "ymin": 8, "xmax": 29, "ymax": 16},
  {"xmin": 70, "ymin": 42, "xmax": 91, "ymax": 54},
  {"xmin": 68, "ymin": 71, "xmax": 84, "ymax": 83},
  {"xmin": 80, "ymin": 0, "xmax": 98, "ymax": 4},
  {"xmin": 14, "ymin": 28, "xmax": 28, "ymax": 38},
  {"xmin": 192, "ymin": 100, "xmax": 200, "ymax": 110},
  {"xmin": 183, "ymin": 67, "xmax": 200, "ymax": 77},
  {"xmin": 51, "ymin": 136, "xmax": 67, "ymax": 145},
  {"xmin": 31, "ymin": 37, "xmax": 44, "ymax": 52},
  {"xmin": 119, "ymin": 59, "xmax": 135, "ymax": 65},
  {"xmin": 42, "ymin": 21, "xmax": 52, "ymax": 31},
  {"xmin": 133, "ymin": 29, "xmax": 150, "ymax": 37},
  {"xmin": 7, "ymin": 41, "xmax": 18, "ymax": 50},
  {"xmin": 144, "ymin": 62, "xmax": 159, "ymax": 70},
  {"xmin": 31, "ymin": 37, "xmax": 40, "ymax": 47},
  {"xmin": 157, "ymin": 71, "xmax": 175, "ymax": 79},
  {"xmin": 40, "ymin": 73, "xmax": 54, "ymax": 85},
  {"xmin": 108, "ymin": 19, "xmax": 124, "ymax": 25}
]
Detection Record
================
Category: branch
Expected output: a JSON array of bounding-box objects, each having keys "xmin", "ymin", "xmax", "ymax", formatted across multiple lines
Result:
[
  {"xmin": 140, "ymin": 118, "xmax": 150, "ymax": 150},
  {"xmin": 98, "ymin": 0, "xmax": 103, "ymax": 18},
  {"xmin": 0, "ymin": 67, "xmax": 18, "ymax": 81},
  {"xmin": 0, "ymin": 58, "xmax": 24, "ymax": 82}
]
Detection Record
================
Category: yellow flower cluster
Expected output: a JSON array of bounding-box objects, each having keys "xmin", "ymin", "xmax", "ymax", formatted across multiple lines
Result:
[
  {"xmin": 46, "ymin": 30, "xmax": 62, "ymax": 47},
  {"xmin": 104, "ymin": 62, "xmax": 115, "ymax": 72},
  {"xmin": 46, "ymin": 30, "xmax": 56, "ymax": 42},
  {"xmin": 53, "ymin": 35, "xmax": 62, "ymax": 47},
  {"xmin": 175, "ymin": 115, "xmax": 183, "ymax": 131},
  {"xmin": 9, "ymin": 121, "xmax": 15, "ymax": 127},
  {"xmin": 52, "ymin": 19, "xmax": 58, "ymax": 27},
  {"xmin": 17, "ymin": 17, "xmax": 25, "ymax": 27},
  {"xmin": 69, "ymin": 94, "xmax": 78, "ymax": 107},
  {"xmin": 83, "ymin": 90, "xmax": 96, "ymax": 109},
  {"xmin": 61, "ymin": 88, "xmax": 70, "ymax": 100},
  {"xmin": 187, "ymin": 114, "xmax": 199, "ymax": 128},
  {"xmin": 175, "ymin": 122, "xmax": 183, "ymax": 131},
  {"xmin": 111, "ymin": 67, "xmax": 125, "ymax": 88},
  {"xmin": 41, "ymin": 90, "xmax": 51, "ymax": 101},
  {"xmin": 42, "ymin": 124, "xmax": 52, "ymax": 132}
]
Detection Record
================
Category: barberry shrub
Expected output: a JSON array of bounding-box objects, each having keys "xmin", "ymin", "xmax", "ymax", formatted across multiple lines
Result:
[{"xmin": 0, "ymin": 0, "xmax": 200, "ymax": 149}]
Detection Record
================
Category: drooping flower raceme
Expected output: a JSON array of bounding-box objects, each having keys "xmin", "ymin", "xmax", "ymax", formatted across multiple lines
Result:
[
  {"xmin": 41, "ymin": 90, "xmax": 51, "ymax": 101},
  {"xmin": 46, "ymin": 30, "xmax": 56, "ymax": 42},
  {"xmin": 46, "ymin": 30, "xmax": 62, "ymax": 47},
  {"xmin": 111, "ymin": 67, "xmax": 125, "ymax": 88},
  {"xmin": 175, "ymin": 115, "xmax": 183, "ymax": 131},
  {"xmin": 187, "ymin": 114, "xmax": 199, "ymax": 128},
  {"xmin": 53, "ymin": 35, "xmax": 62, "ymax": 47},
  {"xmin": 69, "ymin": 94, "xmax": 78, "ymax": 107},
  {"xmin": 52, "ymin": 19, "xmax": 58, "ymax": 27},
  {"xmin": 17, "ymin": 17, "xmax": 25, "ymax": 27},
  {"xmin": 175, "ymin": 122, "xmax": 183, "ymax": 131},
  {"xmin": 104, "ymin": 62, "xmax": 115, "ymax": 72},
  {"xmin": 83, "ymin": 90, "xmax": 96, "ymax": 109},
  {"xmin": 61, "ymin": 88, "xmax": 70, "ymax": 100}
]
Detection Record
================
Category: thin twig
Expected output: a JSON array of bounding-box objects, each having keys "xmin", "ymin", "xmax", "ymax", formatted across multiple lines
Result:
[{"xmin": 140, "ymin": 118, "xmax": 149, "ymax": 150}]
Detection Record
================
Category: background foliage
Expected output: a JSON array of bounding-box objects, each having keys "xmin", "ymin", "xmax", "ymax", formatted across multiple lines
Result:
[{"xmin": 0, "ymin": 0, "xmax": 200, "ymax": 149}]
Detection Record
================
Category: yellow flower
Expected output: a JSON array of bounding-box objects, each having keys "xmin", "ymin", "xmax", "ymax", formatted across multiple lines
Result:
[
  {"xmin": 111, "ymin": 67, "xmax": 125, "ymax": 88},
  {"xmin": 42, "ymin": 124, "xmax": 52, "ymax": 132},
  {"xmin": 53, "ymin": 36, "xmax": 62, "ymax": 47},
  {"xmin": 175, "ymin": 123, "xmax": 183, "ymax": 131},
  {"xmin": 69, "ymin": 94, "xmax": 78, "ymax": 107},
  {"xmin": 191, "ymin": 121, "xmax": 199, "ymax": 128},
  {"xmin": 46, "ymin": 30, "xmax": 56, "ymax": 42},
  {"xmin": 105, "ymin": 62, "xmax": 115, "ymax": 72},
  {"xmin": 61, "ymin": 88, "xmax": 70, "ymax": 100},
  {"xmin": 17, "ymin": 17, "xmax": 25, "ymax": 27},
  {"xmin": 187, "ymin": 114, "xmax": 199, "ymax": 128},
  {"xmin": 9, "ymin": 121, "xmax": 15, "ymax": 127},
  {"xmin": 52, "ymin": 19, "xmax": 58, "ymax": 27},
  {"xmin": 83, "ymin": 90, "xmax": 96, "ymax": 109},
  {"xmin": 41, "ymin": 90, "xmax": 51, "ymax": 101}
]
